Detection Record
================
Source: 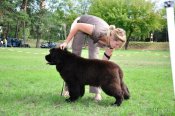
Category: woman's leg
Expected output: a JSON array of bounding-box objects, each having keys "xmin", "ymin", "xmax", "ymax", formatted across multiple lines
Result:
[
  {"xmin": 87, "ymin": 38, "xmax": 102, "ymax": 101},
  {"xmin": 72, "ymin": 31, "xmax": 86, "ymax": 55}
]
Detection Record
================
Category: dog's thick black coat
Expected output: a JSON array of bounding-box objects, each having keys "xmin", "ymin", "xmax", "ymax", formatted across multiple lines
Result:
[{"xmin": 45, "ymin": 48, "xmax": 130, "ymax": 106}]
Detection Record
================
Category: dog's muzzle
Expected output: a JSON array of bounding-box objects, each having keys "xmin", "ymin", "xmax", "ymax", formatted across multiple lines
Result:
[{"xmin": 45, "ymin": 55, "xmax": 51, "ymax": 63}]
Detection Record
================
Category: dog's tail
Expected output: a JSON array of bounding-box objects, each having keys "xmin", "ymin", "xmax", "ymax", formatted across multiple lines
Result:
[
  {"xmin": 118, "ymin": 68, "xmax": 130, "ymax": 100},
  {"xmin": 121, "ymin": 82, "xmax": 130, "ymax": 100}
]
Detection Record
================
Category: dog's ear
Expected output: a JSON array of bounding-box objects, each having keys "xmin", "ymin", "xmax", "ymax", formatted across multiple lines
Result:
[
  {"xmin": 56, "ymin": 47, "xmax": 68, "ymax": 54},
  {"xmin": 49, "ymin": 48, "xmax": 55, "ymax": 53}
]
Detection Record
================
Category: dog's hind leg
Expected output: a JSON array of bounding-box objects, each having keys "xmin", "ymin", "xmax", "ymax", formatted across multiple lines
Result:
[
  {"xmin": 101, "ymin": 83, "xmax": 123, "ymax": 106},
  {"xmin": 113, "ymin": 85, "xmax": 123, "ymax": 106}
]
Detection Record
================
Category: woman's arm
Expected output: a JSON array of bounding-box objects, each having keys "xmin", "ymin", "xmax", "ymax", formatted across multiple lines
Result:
[
  {"xmin": 60, "ymin": 23, "xmax": 94, "ymax": 49},
  {"xmin": 103, "ymin": 48, "xmax": 113, "ymax": 60}
]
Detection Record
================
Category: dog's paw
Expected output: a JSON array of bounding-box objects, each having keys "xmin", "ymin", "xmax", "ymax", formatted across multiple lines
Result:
[
  {"xmin": 113, "ymin": 99, "xmax": 122, "ymax": 106},
  {"xmin": 111, "ymin": 103, "xmax": 120, "ymax": 107},
  {"xmin": 65, "ymin": 98, "xmax": 71, "ymax": 102},
  {"xmin": 124, "ymin": 95, "xmax": 130, "ymax": 100}
]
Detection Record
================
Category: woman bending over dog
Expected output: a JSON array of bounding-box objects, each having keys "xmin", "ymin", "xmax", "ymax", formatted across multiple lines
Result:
[{"xmin": 59, "ymin": 15, "xmax": 126, "ymax": 101}]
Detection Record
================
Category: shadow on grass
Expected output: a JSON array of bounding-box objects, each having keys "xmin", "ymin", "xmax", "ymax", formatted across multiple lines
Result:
[
  {"xmin": 55, "ymin": 95, "xmax": 130, "ymax": 107},
  {"xmin": 1, "ymin": 90, "xmax": 130, "ymax": 109}
]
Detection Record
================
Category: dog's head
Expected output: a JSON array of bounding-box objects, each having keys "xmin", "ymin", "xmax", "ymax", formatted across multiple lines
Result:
[{"xmin": 45, "ymin": 48, "xmax": 67, "ymax": 65}]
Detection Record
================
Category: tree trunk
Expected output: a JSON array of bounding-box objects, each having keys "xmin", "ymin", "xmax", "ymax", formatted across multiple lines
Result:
[
  {"xmin": 21, "ymin": 0, "xmax": 28, "ymax": 44},
  {"xmin": 36, "ymin": 33, "xmax": 40, "ymax": 48},
  {"xmin": 35, "ymin": 0, "xmax": 46, "ymax": 48},
  {"xmin": 40, "ymin": 0, "xmax": 46, "ymax": 8},
  {"xmin": 3, "ymin": 23, "xmax": 10, "ymax": 40},
  {"xmin": 6, "ymin": 23, "xmax": 10, "ymax": 39},
  {"xmin": 15, "ymin": 21, "xmax": 19, "ymax": 38},
  {"xmin": 35, "ymin": 25, "xmax": 40, "ymax": 48},
  {"xmin": 63, "ymin": 24, "xmax": 67, "ymax": 40},
  {"xmin": 125, "ymin": 29, "xmax": 133, "ymax": 50},
  {"xmin": 125, "ymin": 39, "xmax": 129, "ymax": 50},
  {"xmin": 23, "ymin": 21, "xmax": 26, "ymax": 43},
  {"xmin": 21, "ymin": 0, "xmax": 28, "ymax": 10}
]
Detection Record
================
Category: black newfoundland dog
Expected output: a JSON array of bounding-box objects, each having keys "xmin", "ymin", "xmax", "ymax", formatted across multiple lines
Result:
[{"xmin": 45, "ymin": 48, "xmax": 130, "ymax": 106}]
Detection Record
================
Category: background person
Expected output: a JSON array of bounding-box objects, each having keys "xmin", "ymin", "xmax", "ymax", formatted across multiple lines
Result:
[
  {"xmin": 59, "ymin": 15, "xmax": 126, "ymax": 101},
  {"xmin": 3, "ymin": 38, "xmax": 7, "ymax": 47}
]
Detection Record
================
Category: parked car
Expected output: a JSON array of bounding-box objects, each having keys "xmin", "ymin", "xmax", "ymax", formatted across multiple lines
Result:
[
  {"xmin": 40, "ymin": 42, "xmax": 56, "ymax": 48},
  {"xmin": 6, "ymin": 37, "xmax": 30, "ymax": 48}
]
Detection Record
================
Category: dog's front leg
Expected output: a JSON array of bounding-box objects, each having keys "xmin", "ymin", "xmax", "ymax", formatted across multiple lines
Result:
[
  {"xmin": 65, "ymin": 83, "xmax": 81, "ymax": 102},
  {"xmin": 80, "ymin": 84, "xmax": 85, "ymax": 97}
]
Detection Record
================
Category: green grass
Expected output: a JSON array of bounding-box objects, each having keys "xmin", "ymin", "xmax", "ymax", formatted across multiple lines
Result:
[{"xmin": 0, "ymin": 48, "xmax": 174, "ymax": 116}]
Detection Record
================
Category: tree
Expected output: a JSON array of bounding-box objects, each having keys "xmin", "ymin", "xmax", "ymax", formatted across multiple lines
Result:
[
  {"xmin": 35, "ymin": 0, "xmax": 46, "ymax": 48},
  {"xmin": 0, "ymin": 0, "xmax": 31, "ymax": 42},
  {"xmin": 20, "ymin": 0, "xmax": 28, "ymax": 44},
  {"xmin": 0, "ymin": 0, "xmax": 16, "ymax": 39},
  {"xmin": 89, "ymin": 0, "xmax": 165, "ymax": 49},
  {"xmin": 46, "ymin": 0, "xmax": 90, "ymax": 41}
]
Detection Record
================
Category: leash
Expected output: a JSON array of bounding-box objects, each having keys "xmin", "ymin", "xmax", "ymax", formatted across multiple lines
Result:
[{"xmin": 60, "ymin": 81, "xmax": 65, "ymax": 96}]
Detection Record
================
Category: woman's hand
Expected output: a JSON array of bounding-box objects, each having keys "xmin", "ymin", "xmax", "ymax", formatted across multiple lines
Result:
[{"xmin": 59, "ymin": 42, "xmax": 68, "ymax": 49}]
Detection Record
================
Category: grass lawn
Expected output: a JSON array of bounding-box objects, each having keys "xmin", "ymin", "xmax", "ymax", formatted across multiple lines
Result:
[{"xmin": 0, "ymin": 47, "xmax": 174, "ymax": 116}]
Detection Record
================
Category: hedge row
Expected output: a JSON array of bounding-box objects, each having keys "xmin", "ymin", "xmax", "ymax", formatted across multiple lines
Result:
[{"xmin": 127, "ymin": 42, "xmax": 169, "ymax": 50}]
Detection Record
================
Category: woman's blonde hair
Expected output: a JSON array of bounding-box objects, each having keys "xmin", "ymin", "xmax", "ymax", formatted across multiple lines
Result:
[{"xmin": 107, "ymin": 25, "xmax": 127, "ymax": 47}]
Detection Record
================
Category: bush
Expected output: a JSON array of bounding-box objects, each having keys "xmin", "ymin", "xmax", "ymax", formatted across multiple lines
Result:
[{"xmin": 127, "ymin": 42, "xmax": 169, "ymax": 50}]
